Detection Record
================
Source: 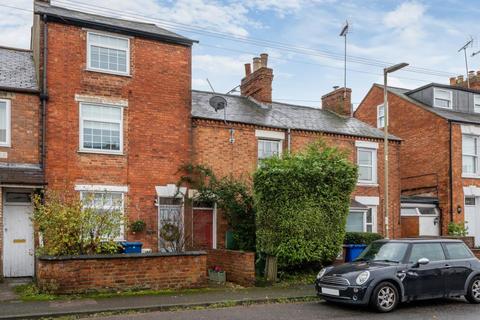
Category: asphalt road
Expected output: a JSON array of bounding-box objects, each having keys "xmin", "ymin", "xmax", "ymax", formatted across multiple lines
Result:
[{"xmin": 91, "ymin": 298, "xmax": 480, "ymax": 320}]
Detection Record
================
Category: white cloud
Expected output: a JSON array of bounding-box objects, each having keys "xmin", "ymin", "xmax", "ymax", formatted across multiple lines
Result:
[
  {"xmin": 383, "ymin": 1, "xmax": 427, "ymax": 43},
  {"xmin": 193, "ymin": 54, "xmax": 249, "ymax": 75}
]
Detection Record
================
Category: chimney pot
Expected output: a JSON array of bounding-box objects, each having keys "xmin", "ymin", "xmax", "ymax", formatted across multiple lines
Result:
[
  {"xmin": 244, "ymin": 63, "xmax": 251, "ymax": 76},
  {"xmin": 260, "ymin": 53, "xmax": 268, "ymax": 67},
  {"xmin": 252, "ymin": 57, "xmax": 261, "ymax": 72},
  {"xmin": 458, "ymin": 75, "xmax": 464, "ymax": 82},
  {"xmin": 469, "ymin": 70, "xmax": 475, "ymax": 78},
  {"xmin": 450, "ymin": 77, "xmax": 457, "ymax": 85}
]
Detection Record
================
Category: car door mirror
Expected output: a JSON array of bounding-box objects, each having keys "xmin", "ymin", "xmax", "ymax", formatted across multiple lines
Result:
[{"xmin": 414, "ymin": 257, "xmax": 430, "ymax": 268}]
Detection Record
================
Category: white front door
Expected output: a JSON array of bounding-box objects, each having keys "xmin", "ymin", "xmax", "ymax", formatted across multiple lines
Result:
[
  {"xmin": 465, "ymin": 197, "xmax": 478, "ymax": 246},
  {"xmin": 3, "ymin": 198, "xmax": 34, "ymax": 277}
]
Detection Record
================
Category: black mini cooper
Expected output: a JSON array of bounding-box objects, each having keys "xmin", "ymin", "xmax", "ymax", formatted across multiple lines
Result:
[{"xmin": 315, "ymin": 239, "xmax": 480, "ymax": 312}]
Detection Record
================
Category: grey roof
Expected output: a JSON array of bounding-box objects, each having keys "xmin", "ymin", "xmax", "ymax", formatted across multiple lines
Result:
[
  {"xmin": 192, "ymin": 90, "xmax": 400, "ymax": 141},
  {"xmin": 0, "ymin": 47, "xmax": 38, "ymax": 92},
  {"xmin": 35, "ymin": 2, "xmax": 196, "ymax": 46},
  {"xmin": 383, "ymin": 84, "xmax": 480, "ymax": 125}
]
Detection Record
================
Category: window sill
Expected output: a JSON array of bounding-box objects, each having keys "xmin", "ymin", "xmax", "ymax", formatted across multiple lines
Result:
[
  {"xmin": 357, "ymin": 183, "xmax": 379, "ymax": 187},
  {"xmin": 462, "ymin": 174, "xmax": 480, "ymax": 179},
  {"xmin": 0, "ymin": 144, "xmax": 11, "ymax": 148},
  {"xmin": 85, "ymin": 68, "xmax": 131, "ymax": 78},
  {"xmin": 78, "ymin": 149, "xmax": 125, "ymax": 156}
]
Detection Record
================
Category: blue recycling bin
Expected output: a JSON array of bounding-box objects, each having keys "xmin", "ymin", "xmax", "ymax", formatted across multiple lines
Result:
[
  {"xmin": 344, "ymin": 244, "xmax": 367, "ymax": 262},
  {"xmin": 120, "ymin": 241, "xmax": 143, "ymax": 254}
]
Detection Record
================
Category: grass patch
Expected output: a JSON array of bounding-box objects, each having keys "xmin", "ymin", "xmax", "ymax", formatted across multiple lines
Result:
[{"xmin": 14, "ymin": 283, "xmax": 224, "ymax": 302}]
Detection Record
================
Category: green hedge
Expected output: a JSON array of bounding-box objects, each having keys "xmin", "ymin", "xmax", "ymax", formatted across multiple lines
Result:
[
  {"xmin": 254, "ymin": 141, "xmax": 358, "ymax": 268},
  {"xmin": 344, "ymin": 232, "xmax": 383, "ymax": 245}
]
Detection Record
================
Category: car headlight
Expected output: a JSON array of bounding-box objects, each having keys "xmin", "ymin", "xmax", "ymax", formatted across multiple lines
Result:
[
  {"xmin": 317, "ymin": 268, "xmax": 327, "ymax": 280},
  {"xmin": 356, "ymin": 271, "xmax": 370, "ymax": 285}
]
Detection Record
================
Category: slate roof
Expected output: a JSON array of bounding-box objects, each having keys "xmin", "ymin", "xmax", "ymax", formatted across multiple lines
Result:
[
  {"xmin": 0, "ymin": 47, "xmax": 38, "ymax": 92},
  {"xmin": 192, "ymin": 90, "xmax": 400, "ymax": 141},
  {"xmin": 382, "ymin": 84, "xmax": 480, "ymax": 125},
  {"xmin": 0, "ymin": 164, "xmax": 44, "ymax": 185},
  {"xmin": 34, "ymin": 2, "xmax": 196, "ymax": 46}
]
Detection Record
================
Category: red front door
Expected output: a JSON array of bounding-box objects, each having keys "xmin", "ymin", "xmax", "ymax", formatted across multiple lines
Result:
[{"xmin": 193, "ymin": 209, "xmax": 213, "ymax": 249}]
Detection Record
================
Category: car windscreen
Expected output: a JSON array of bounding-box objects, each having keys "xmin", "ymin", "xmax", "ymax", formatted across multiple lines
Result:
[{"xmin": 355, "ymin": 242, "xmax": 409, "ymax": 263}]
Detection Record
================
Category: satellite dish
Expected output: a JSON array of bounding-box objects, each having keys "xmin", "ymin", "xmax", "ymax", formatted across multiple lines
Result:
[{"xmin": 209, "ymin": 95, "xmax": 227, "ymax": 112}]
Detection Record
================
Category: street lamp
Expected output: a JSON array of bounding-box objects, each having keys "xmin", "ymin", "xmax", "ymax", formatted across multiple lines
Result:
[{"xmin": 384, "ymin": 62, "xmax": 408, "ymax": 239}]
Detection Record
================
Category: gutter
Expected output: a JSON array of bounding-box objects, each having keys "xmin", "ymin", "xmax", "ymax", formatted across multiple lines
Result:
[
  {"xmin": 449, "ymin": 120, "xmax": 453, "ymax": 224},
  {"xmin": 40, "ymin": 14, "xmax": 48, "ymax": 171},
  {"xmin": 0, "ymin": 86, "xmax": 39, "ymax": 94}
]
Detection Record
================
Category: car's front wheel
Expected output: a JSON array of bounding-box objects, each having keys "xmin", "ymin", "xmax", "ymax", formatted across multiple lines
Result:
[
  {"xmin": 466, "ymin": 276, "xmax": 480, "ymax": 304},
  {"xmin": 370, "ymin": 282, "xmax": 399, "ymax": 312}
]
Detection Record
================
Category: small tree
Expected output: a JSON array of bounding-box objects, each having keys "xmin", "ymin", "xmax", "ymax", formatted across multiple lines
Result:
[
  {"xmin": 33, "ymin": 191, "xmax": 125, "ymax": 256},
  {"xmin": 254, "ymin": 141, "xmax": 357, "ymax": 280}
]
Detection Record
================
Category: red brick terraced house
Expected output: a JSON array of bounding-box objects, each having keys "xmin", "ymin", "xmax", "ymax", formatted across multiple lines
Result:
[
  {"xmin": 0, "ymin": 0, "xmax": 402, "ymax": 278},
  {"xmin": 0, "ymin": 46, "xmax": 43, "ymax": 278},
  {"xmin": 355, "ymin": 76, "xmax": 480, "ymax": 245},
  {"xmin": 190, "ymin": 55, "xmax": 402, "ymax": 249}
]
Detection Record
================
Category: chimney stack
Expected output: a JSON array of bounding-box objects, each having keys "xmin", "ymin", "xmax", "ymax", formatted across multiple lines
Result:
[
  {"xmin": 321, "ymin": 87, "xmax": 352, "ymax": 117},
  {"xmin": 240, "ymin": 53, "xmax": 273, "ymax": 103},
  {"xmin": 450, "ymin": 72, "xmax": 480, "ymax": 90}
]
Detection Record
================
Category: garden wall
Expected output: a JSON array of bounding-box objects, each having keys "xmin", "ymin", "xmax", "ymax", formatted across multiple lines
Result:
[
  {"xmin": 206, "ymin": 249, "xmax": 255, "ymax": 286},
  {"xmin": 36, "ymin": 252, "xmax": 207, "ymax": 294}
]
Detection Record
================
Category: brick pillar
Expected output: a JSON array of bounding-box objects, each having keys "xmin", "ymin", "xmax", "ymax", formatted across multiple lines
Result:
[
  {"xmin": 240, "ymin": 53, "xmax": 273, "ymax": 103},
  {"xmin": 321, "ymin": 87, "xmax": 352, "ymax": 117}
]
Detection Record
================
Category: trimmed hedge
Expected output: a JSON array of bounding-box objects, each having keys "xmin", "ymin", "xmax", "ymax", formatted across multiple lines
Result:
[
  {"xmin": 344, "ymin": 232, "xmax": 383, "ymax": 245},
  {"xmin": 254, "ymin": 141, "xmax": 358, "ymax": 268}
]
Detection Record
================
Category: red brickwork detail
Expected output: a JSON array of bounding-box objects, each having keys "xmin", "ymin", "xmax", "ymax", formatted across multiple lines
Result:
[
  {"xmin": 36, "ymin": 253, "xmax": 207, "ymax": 294},
  {"xmin": 41, "ymin": 22, "xmax": 192, "ymax": 250},
  {"xmin": 0, "ymin": 91, "xmax": 40, "ymax": 165},
  {"xmin": 206, "ymin": 249, "xmax": 255, "ymax": 286},
  {"xmin": 240, "ymin": 68, "xmax": 273, "ymax": 103},
  {"xmin": 192, "ymin": 119, "xmax": 402, "ymax": 238}
]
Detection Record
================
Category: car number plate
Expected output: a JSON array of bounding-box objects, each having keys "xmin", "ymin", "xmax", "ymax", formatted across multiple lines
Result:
[{"xmin": 321, "ymin": 287, "xmax": 339, "ymax": 296}]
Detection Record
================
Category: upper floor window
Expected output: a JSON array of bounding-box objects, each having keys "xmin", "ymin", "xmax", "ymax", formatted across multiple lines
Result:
[
  {"xmin": 377, "ymin": 104, "xmax": 385, "ymax": 128},
  {"xmin": 79, "ymin": 103, "xmax": 123, "ymax": 154},
  {"xmin": 463, "ymin": 135, "xmax": 480, "ymax": 176},
  {"xmin": 87, "ymin": 32, "xmax": 130, "ymax": 75},
  {"xmin": 0, "ymin": 99, "xmax": 11, "ymax": 147},
  {"xmin": 258, "ymin": 139, "xmax": 281, "ymax": 161},
  {"xmin": 434, "ymin": 88, "xmax": 452, "ymax": 109},
  {"xmin": 474, "ymin": 95, "xmax": 480, "ymax": 113}
]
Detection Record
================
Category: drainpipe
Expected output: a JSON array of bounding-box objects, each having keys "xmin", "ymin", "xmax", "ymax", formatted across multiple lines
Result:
[
  {"xmin": 40, "ymin": 14, "xmax": 48, "ymax": 171},
  {"xmin": 287, "ymin": 128, "xmax": 291, "ymax": 153},
  {"xmin": 449, "ymin": 120, "xmax": 454, "ymax": 225}
]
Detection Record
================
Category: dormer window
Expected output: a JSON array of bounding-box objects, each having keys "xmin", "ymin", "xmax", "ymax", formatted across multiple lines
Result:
[
  {"xmin": 433, "ymin": 88, "xmax": 452, "ymax": 109},
  {"xmin": 87, "ymin": 32, "xmax": 130, "ymax": 75},
  {"xmin": 474, "ymin": 95, "xmax": 480, "ymax": 113}
]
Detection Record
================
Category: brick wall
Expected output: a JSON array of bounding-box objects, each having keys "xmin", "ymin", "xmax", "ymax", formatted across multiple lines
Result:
[
  {"xmin": 206, "ymin": 249, "xmax": 255, "ymax": 286},
  {"xmin": 36, "ymin": 252, "xmax": 207, "ymax": 294},
  {"xmin": 355, "ymin": 86, "xmax": 452, "ymax": 234},
  {"xmin": 39, "ymin": 21, "xmax": 192, "ymax": 250},
  {"xmin": 192, "ymin": 119, "xmax": 402, "ymax": 238},
  {"xmin": 0, "ymin": 91, "xmax": 40, "ymax": 165}
]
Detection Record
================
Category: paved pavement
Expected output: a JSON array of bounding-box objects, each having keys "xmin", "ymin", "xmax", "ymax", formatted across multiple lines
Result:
[
  {"xmin": 90, "ymin": 299, "xmax": 480, "ymax": 320},
  {"xmin": 0, "ymin": 284, "xmax": 314, "ymax": 319}
]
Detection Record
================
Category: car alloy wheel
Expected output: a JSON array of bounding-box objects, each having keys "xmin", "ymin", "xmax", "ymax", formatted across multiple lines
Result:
[
  {"xmin": 371, "ymin": 282, "xmax": 399, "ymax": 312},
  {"xmin": 466, "ymin": 277, "xmax": 480, "ymax": 304}
]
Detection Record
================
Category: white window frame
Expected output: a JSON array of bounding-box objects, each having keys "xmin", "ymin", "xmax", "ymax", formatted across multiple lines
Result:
[
  {"xmin": 86, "ymin": 31, "xmax": 130, "ymax": 76},
  {"xmin": 377, "ymin": 104, "xmax": 385, "ymax": 128},
  {"xmin": 0, "ymin": 99, "xmax": 11, "ymax": 147},
  {"xmin": 256, "ymin": 130, "xmax": 284, "ymax": 164},
  {"xmin": 356, "ymin": 145, "xmax": 378, "ymax": 185},
  {"xmin": 77, "ymin": 185, "xmax": 127, "ymax": 241},
  {"xmin": 433, "ymin": 88, "xmax": 453, "ymax": 109},
  {"xmin": 79, "ymin": 102, "xmax": 124, "ymax": 155},
  {"xmin": 346, "ymin": 206, "xmax": 377, "ymax": 233},
  {"xmin": 462, "ymin": 134, "xmax": 480, "ymax": 178},
  {"xmin": 474, "ymin": 95, "xmax": 480, "ymax": 113}
]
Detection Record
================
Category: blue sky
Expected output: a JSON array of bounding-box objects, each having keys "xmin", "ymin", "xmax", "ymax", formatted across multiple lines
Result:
[{"xmin": 2, "ymin": 0, "xmax": 480, "ymax": 107}]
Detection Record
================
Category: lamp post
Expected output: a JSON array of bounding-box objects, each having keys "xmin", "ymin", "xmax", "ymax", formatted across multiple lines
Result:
[{"xmin": 383, "ymin": 63, "xmax": 409, "ymax": 239}]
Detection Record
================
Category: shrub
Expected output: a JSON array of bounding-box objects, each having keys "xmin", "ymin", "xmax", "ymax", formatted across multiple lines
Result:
[
  {"xmin": 344, "ymin": 232, "xmax": 383, "ymax": 245},
  {"xmin": 254, "ymin": 141, "xmax": 358, "ymax": 268},
  {"xmin": 130, "ymin": 220, "xmax": 146, "ymax": 233},
  {"xmin": 448, "ymin": 222, "xmax": 468, "ymax": 236},
  {"xmin": 33, "ymin": 191, "xmax": 125, "ymax": 256}
]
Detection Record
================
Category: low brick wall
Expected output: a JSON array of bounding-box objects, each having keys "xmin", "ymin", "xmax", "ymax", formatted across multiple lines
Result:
[
  {"xmin": 206, "ymin": 249, "xmax": 255, "ymax": 287},
  {"xmin": 37, "ymin": 252, "xmax": 207, "ymax": 294}
]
